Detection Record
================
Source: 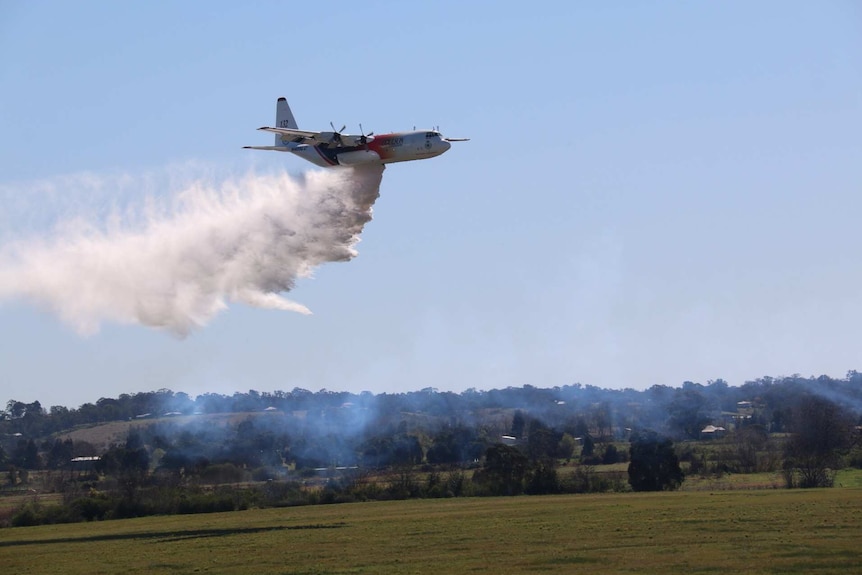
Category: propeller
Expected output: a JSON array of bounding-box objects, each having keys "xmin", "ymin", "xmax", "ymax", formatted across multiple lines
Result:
[
  {"xmin": 329, "ymin": 121, "xmax": 346, "ymax": 146},
  {"xmin": 358, "ymin": 124, "xmax": 374, "ymax": 146}
]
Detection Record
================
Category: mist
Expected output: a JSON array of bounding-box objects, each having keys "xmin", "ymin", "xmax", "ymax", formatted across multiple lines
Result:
[{"xmin": 0, "ymin": 164, "xmax": 384, "ymax": 335}]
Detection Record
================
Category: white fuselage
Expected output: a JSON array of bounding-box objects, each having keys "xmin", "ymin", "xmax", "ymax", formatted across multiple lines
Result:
[{"xmin": 286, "ymin": 131, "xmax": 452, "ymax": 168}]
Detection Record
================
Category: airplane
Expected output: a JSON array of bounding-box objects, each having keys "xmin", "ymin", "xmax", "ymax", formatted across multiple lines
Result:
[{"xmin": 244, "ymin": 98, "xmax": 468, "ymax": 168}]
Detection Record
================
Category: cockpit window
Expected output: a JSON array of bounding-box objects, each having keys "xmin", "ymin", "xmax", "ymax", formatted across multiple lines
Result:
[{"xmin": 425, "ymin": 132, "xmax": 438, "ymax": 138}]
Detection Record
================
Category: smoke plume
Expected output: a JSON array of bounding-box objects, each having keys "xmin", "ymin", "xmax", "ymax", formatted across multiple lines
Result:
[{"xmin": 0, "ymin": 164, "xmax": 384, "ymax": 335}]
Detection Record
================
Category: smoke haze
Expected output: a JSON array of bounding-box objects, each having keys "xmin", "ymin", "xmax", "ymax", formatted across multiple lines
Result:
[{"xmin": 0, "ymin": 165, "xmax": 384, "ymax": 336}]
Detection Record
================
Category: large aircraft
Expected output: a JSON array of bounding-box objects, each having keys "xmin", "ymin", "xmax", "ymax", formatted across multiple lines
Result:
[{"xmin": 244, "ymin": 98, "xmax": 468, "ymax": 167}]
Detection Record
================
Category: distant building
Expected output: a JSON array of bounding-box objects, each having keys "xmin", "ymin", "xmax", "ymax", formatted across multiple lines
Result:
[
  {"xmin": 69, "ymin": 456, "xmax": 100, "ymax": 473},
  {"xmin": 700, "ymin": 425, "xmax": 726, "ymax": 439}
]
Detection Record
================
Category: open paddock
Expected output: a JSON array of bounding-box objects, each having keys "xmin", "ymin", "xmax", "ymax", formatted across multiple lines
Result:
[{"xmin": 1, "ymin": 487, "xmax": 860, "ymax": 574}]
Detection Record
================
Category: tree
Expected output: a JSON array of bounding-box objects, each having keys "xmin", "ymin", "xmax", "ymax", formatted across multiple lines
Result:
[
  {"xmin": 98, "ymin": 431, "xmax": 151, "ymax": 504},
  {"xmin": 784, "ymin": 396, "xmax": 854, "ymax": 488},
  {"xmin": 667, "ymin": 386, "xmax": 713, "ymax": 439},
  {"xmin": 526, "ymin": 461, "xmax": 559, "ymax": 495},
  {"xmin": 510, "ymin": 410, "xmax": 526, "ymax": 438},
  {"xmin": 591, "ymin": 402, "xmax": 613, "ymax": 440},
  {"xmin": 12, "ymin": 439, "xmax": 41, "ymax": 470},
  {"xmin": 526, "ymin": 420, "xmax": 557, "ymax": 463},
  {"xmin": 732, "ymin": 425, "xmax": 770, "ymax": 473},
  {"xmin": 426, "ymin": 426, "xmax": 484, "ymax": 465},
  {"xmin": 46, "ymin": 438, "xmax": 74, "ymax": 469},
  {"xmin": 426, "ymin": 437, "xmax": 457, "ymax": 465},
  {"xmin": 628, "ymin": 430, "xmax": 683, "ymax": 491},
  {"xmin": 392, "ymin": 435, "xmax": 423, "ymax": 466},
  {"xmin": 580, "ymin": 433, "xmax": 595, "ymax": 460},
  {"xmin": 475, "ymin": 444, "xmax": 529, "ymax": 496},
  {"xmin": 557, "ymin": 433, "xmax": 577, "ymax": 461},
  {"xmin": 602, "ymin": 444, "xmax": 621, "ymax": 465},
  {"xmin": 6, "ymin": 400, "xmax": 27, "ymax": 419}
]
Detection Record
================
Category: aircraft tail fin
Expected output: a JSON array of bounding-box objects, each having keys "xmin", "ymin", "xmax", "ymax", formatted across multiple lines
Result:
[{"xmin": 274, "ymin": 97, "xmax": 298, "ymax": 146}]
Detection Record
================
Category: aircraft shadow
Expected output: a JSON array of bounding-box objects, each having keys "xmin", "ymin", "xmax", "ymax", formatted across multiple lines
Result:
[{"xmin": 0, "ymin": 522, "xmax": 346, "ymax": 548}]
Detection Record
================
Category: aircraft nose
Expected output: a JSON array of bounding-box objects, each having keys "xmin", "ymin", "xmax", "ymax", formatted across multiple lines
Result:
[{"xmin": 440, "ymin": 139, "xmax": 451, "ymax": 152}]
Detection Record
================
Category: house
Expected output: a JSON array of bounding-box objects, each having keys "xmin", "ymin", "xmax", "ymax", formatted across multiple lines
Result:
[
  {"xmin": 69, "ymin": 456, "xmax": 101, "ymax": 474},
  {"xmin": 700, "ymin": 425, "xmax": 726, "ymax": 439}
]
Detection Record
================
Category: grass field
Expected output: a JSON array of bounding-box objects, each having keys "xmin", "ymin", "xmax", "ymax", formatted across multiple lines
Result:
[
  {"xmin": 835, "ymin": 468, "xmax": 862, "ymax": 487},
  {"xmin": 1, "ymin": 488, "xmax": 860, "ymax": 574}
]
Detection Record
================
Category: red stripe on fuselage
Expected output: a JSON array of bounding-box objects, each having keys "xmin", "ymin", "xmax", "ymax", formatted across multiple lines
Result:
[{"xmin": 366, "ymin": 133, "xmax": 403, "ymax": 161}]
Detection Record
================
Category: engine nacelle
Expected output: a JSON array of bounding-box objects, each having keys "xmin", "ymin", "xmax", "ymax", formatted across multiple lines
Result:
[{"xmin": 344, "ymin": 134, "xmax": 375, "ymax": 146}]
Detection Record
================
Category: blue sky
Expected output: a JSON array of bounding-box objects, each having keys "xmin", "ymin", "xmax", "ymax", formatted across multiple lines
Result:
[{"xmin": 1, "ymin": 1, "xmax": 861, "ymax": 408}]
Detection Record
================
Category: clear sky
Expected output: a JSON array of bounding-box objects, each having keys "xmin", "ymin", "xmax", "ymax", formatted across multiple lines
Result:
[{"xmin": 1, "ymin": 1, "xmax": 860, "ymax": 409}]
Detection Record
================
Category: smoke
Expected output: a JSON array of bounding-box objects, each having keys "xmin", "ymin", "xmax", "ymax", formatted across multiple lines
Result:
[{"xmin": 0, "ymin": 164, "xmax": 384, "ymax": 336}]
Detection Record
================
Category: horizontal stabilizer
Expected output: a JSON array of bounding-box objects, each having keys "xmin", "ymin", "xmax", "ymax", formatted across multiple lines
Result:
[{"xmin": 243, "ymin": 146, "xmax": 292, "ymax": 151}]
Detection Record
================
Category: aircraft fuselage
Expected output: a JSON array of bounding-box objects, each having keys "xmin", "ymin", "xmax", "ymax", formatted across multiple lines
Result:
[{"xmin": 287, "ymin": 131, "xmax": 452, "ymax": 168}]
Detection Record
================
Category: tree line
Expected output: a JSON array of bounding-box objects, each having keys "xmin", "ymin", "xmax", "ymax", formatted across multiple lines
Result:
[
  {"xmin": 1, "ymin": 373, "xmax": 860, "ymax": 527},
  {"xmin": 4, "ymin": 371, "xmax": 862, "ymax": 439}
]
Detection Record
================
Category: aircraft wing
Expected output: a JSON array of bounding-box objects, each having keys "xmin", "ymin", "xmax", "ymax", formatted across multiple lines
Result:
[
  {"xmin": 258, "ymin": 126, "xmax": 321, "ymax": 142},
  {"xmin": 258, "ymin": 126, "xmax": 370, "ymax": 147}
]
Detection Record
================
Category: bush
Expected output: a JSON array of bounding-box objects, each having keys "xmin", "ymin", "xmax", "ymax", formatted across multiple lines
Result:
[
  {"xmin": 111, "ymin": 498, "xmax": 153, "ymax": 519},
  {"xmin": 526, "ymin": 463, "xmax": 559, "ymax": 495},
  {"xmin": 11, "ymin": 503, "xmax": 40, "ymax": 527},
  {"xmin": 199, "ymin": 463, "xmax": 246, "ymax": 484},
  {"xmin": 447, "ymin": 470, "xmax": 470, "ymax": 497},
  {"xmin": 11, "ymin": 500, "xmax": 75, "ymax": 526},
  {"xmin": 71, "ymin": 495, "xmax": 113, "ymax": 521},
  {"xmin": 251, "ymin": 467, "xmax": 278, "ymax": 482},
  {"xmin": 602, "ymin": 444, "xmax": 621, "ymax": 464},
  {"xmin": 628, "ymin": 431, "xmax": 684, "ymax": 492},
  {"xmin": 176, "ymin": 492, "xmax": 236, "ymax": 514},
  {"xmin": 845, "ymin": 446, "xmax": 862, "ymax": 469}
]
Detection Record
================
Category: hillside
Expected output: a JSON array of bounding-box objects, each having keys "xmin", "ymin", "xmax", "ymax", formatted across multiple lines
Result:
[{"xmin": 57, "ymin": 411, "xmax": 288, "ymax": 450}]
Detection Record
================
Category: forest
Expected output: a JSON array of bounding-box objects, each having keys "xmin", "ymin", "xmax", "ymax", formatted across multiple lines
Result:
[{"xmin": 1, "ymin": 372, "xmax": 860, "ymax": 526}]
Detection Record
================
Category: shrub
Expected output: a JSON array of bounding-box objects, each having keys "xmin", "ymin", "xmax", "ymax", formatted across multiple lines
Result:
[
  {"xmin": 199, "ymin": 463, "xmax": 246, "ymax": 484},
  {"xmin": 628, "ymin": 431, "xmax": 684, "ymax": 492}
]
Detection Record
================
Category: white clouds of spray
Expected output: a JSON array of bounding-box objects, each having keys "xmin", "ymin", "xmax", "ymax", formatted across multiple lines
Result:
[{"xmin": 0, "ymin": 164, "xmax": 384, "ymax": 336}]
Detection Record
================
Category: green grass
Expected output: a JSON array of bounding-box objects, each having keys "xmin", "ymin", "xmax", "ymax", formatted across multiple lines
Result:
[
  {"xmin": 1, "ymin": 488, "xmax": 861, "ymax": 574},
  {"xmin": 0, "ymin": 491, "xmax": 62, "ymax": 514},
  {"xmin": 835, "ymin": 468, "xmax": 862, "ymax": 487},
  {"xmin": 680, "ymin": 471, "xmax": 785, "ymax": 491}
]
